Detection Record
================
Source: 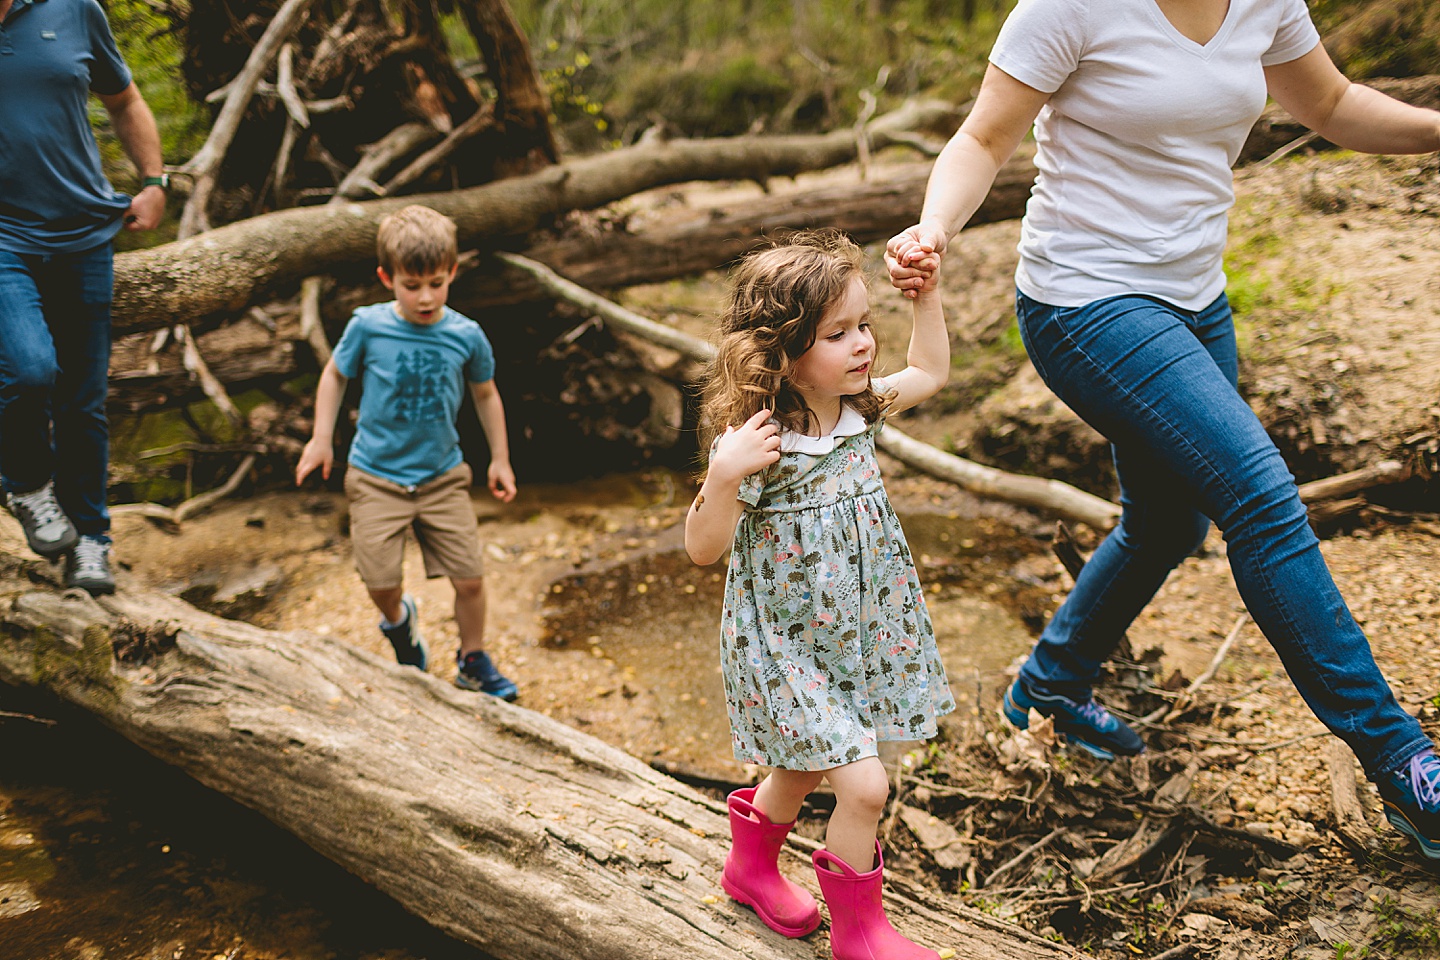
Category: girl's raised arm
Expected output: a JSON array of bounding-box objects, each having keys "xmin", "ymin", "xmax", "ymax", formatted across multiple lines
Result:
[{"xmin": 879, "ymin": 286, "xmax": 948, "ymax": 416}]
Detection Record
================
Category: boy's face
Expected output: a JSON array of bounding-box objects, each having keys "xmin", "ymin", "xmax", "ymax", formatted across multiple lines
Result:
[{"xmin": 377, "ymin": 263, "xmax": 458, "ymax": 326}]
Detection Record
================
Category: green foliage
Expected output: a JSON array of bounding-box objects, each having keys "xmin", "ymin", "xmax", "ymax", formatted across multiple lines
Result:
[
  {"xmin": 1309, "ymin": 0, "xmax": 1440, "ymax": 80},
  {"xmin": 508, "ymin": 0, "xmax": 1014, "ymax": 145},
  {"xmin": 611, "ymin": 53, "xmax": 793, "ymax": 138},
  {"xmin": 111, "ymin": 391, "xmax": 266, "ymax": 504},
  {"xmin": 999, "ymin": 315, "xmax": 1025, "ymax": 356},
  {"xmin": 96, "ymin": 0, "xmax": 208, "ymax": 249},
  {"xmin": 96, "ymin": 0, "xmax": 208, "ymax": 166},
  {"xmin": 1373, "ymin": 893, "xmax": 1440, "ymax": 956}
]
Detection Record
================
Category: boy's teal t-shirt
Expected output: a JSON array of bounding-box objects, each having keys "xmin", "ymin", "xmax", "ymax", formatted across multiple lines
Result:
[{"xmin": 331, "ymin": 302, "xmax": 496, "ymax": 488}]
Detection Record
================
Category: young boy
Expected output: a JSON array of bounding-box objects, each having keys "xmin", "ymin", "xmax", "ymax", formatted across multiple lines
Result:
[{"xmin": 296, "ymin": 204, "xmax": 519, "ymax": 700}]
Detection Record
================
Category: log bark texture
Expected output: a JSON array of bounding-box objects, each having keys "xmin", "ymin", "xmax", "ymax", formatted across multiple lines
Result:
[
  {"xmin": 0, "ymin": 564, "xmax": 1087, "ymax": 960},
  {"xmin": 513, "ymin": 152, "xmax": 1035, "ymax": 294},
  {"xmin": 111, "ymin": 101, "xmax": 960, "ymax": 334}
]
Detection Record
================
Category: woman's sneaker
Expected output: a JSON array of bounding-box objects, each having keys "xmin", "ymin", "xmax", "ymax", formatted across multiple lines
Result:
[
  {"xmin": 455, "ymin": 650, "xmax": 518, "ymax": 701},
  {"xmin": 1002, "ymin": 678, "xmax": 1144, "ymax": 760},
  {"xmin": 65, "ymin": 535, "xmax": 115, "ymax": 595},
  {"xmin": 380, "ymin": 595, "xmax": 428, "ymax": 670},
  {"xmin": 6, "ymin": 480, "xmax": 78, "ymax": 560},
  {"xmin": 1378, "ymin": 747, "xmax": 1440, "ymax": 860}
]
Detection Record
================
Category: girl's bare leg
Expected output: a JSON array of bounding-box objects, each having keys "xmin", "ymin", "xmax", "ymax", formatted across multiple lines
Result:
[
  {"xmin": 821, "ymin": 757, "xmax": 890, "ymax": 871},
  {"xmin": 753, "ymin": 767, "xmax": 826, "ymax": 823}
]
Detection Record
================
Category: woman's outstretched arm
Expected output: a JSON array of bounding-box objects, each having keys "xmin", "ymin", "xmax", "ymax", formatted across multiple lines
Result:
[{"xmin": 1266, "ymin": 44, "xmax": 1440, "ymax": 156}]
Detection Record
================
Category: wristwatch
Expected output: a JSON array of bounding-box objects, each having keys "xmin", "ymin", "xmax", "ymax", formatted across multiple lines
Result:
[{"xmin": 141, "ymin": 174, "xmax": 169, "ymax": 190}]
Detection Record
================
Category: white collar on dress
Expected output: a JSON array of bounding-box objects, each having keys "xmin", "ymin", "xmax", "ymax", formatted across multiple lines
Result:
[{"xmin": 779, "ymin": 404, "xmax": 869, "ymax": 455}]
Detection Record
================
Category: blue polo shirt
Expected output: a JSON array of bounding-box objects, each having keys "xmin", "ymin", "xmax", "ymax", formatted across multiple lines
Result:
[{"xmin": 0, "ymin": 0, "xmax": 134, "ymax": 254}]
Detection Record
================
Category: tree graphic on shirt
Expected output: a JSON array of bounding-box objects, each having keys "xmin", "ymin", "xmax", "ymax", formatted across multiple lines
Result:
[{"xmin": 394, "ymin": 349, "xmax": 447, "ymax": 423}]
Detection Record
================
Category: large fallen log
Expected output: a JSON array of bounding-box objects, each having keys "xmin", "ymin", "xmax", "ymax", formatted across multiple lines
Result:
[
  {"xmin": 510, "ymin": 151, "xmax": 1037, "ymax": 295},
  {"xmin": 113, "ymin": 100, "xmax": 961, "ymax": 334},
  {"xmin": 117, "ymin": 75, "xmax": 1440, "ymax": 336},
  {"xmin": 0, "ymin": 560, "xmax": 1087, "ymax": 960},
  {"xmin": 106, "ymin": 157, "xmax": 1026, "ymax": 414}
]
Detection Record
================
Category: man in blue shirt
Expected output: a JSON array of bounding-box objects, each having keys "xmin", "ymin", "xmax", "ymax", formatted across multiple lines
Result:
[{"xmin": 0, "ymin": 0, "xmax": 166, "ymax": 594}]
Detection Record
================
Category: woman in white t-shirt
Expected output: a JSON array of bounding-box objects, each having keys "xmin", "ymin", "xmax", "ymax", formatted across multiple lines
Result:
[{"xmin": 887, "ymin": 0, "xmax": 1440, "ymax": 859}]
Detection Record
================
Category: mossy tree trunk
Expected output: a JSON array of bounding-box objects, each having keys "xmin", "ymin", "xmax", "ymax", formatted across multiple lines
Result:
[{"xmin": 0, "ymin": 563, "xmax": 1091, "ymax": 960}]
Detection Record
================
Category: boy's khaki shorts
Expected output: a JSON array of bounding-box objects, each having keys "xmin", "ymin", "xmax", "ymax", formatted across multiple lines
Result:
[{"xmin": 344, "ymin": 463, "xmax": 485, "ymax": 590}]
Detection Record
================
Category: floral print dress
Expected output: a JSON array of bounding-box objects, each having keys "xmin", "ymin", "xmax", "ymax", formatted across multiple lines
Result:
[{"xmin": 719, "ymin": 404, "xmax": 955, "ymax": 770}]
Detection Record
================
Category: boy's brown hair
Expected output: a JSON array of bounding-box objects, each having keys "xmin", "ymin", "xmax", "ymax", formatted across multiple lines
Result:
[{"xmin": 375, "ymin": 204, "xmax": 458, "ymax": 276}]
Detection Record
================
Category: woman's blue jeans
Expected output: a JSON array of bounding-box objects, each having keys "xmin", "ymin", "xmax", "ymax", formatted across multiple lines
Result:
[
  {"xmin": 0, "ymin": 244, "xmax": 114, "ymax": 538},
  {"xmin": 1014, "ymin": 289, "xmax": 1426, "ymax": 779}
]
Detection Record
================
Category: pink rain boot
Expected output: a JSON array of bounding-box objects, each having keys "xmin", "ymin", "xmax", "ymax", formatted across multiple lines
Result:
[
  {"xmin": 813, "ymin": 843, "xmax": 939, "ymax": 960},
  {"xmin": 721, "ymin": 786, "xmax": 821, "ymax": 937}
]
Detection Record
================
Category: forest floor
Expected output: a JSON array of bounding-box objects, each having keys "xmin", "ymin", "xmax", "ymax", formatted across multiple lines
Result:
[{"xmin": 5, "ymin": 148, "xmax": 1440, "ymax": 960}]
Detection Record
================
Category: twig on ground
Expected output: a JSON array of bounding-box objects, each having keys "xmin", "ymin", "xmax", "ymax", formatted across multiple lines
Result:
[
  {"xmin": 1255, "ymin": 729, "xmax": 1329, "ymax": 753},
  {"xmin": 878, "ymin": 749, "xmax": 908, "ymax": 846},
  {"xmin": 1258, "ymin": 131, "xmax": 1319, "ymax": 167},
  {"xmin": 982, "ymin": 826, "xmax": 1064, "ymax": 889},
  {"xmin": 111, "ymin": 453, "xmax": 258, "ymax": 527},
  {"xmin": 138, "ymin": 442, "xmax": 268, "ymax": 460},
  {"xmin": 1141, "ymin": 613, "xmax": 1249, "ymax": 724},
  {"xmin": 0, "ymin": 710, "xmax": 57, "ymax": 725}
]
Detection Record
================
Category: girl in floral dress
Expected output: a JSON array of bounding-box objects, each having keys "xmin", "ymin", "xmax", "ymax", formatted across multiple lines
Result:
[{"xmin": 685, "ymin": 231, "xmax": 953, "ymax": 960}]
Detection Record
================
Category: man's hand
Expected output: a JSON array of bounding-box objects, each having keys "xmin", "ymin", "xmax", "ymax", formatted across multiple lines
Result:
[
  {"xmin": 123, "ymin": 185, "xmax": 165, "ymax": 231},
  {"xmin": 487, "ymin": 460, "xmax": 517, "ymax": 503},
  {"xmin": 885, "ymin": 220, "xmax": 948, "ymax": 299},
  {"xmin": 295, "ymin": 439, "xmax": 333, "ymax": 486},
  {"xmin": 709, "ymin": 409, "xmax": 781, "ymax": 486}
]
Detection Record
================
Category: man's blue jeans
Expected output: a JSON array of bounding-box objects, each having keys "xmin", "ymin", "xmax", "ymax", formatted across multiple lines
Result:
[
  {"xmin": 1014, "ymin": 290, "xmax": 1427, "ymax": 779},
  {"xmin": 0, "ymin": 243, "xmax": 113, "ymax": 538}
]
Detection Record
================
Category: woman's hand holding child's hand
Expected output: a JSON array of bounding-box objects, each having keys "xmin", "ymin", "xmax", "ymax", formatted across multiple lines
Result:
[
  {"xmin": 711, "ymin": 409, "xmax": 782, "ymax": 485},
  {"xmin": 885, "ymin": 219, "xmax": 947, "ymax": 299}
]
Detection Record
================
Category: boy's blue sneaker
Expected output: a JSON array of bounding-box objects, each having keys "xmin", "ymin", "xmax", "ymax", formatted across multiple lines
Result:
[
  {"xmin": 1378, "ymin": 747, "xmax": 1440, "ymax": 860},
  {"xmin": 380, "ymin": 595, "xmax": 428, "ymax": 670},
  {"xmin": 1002, "ymin": 677, "xmax": 1144, "ymax": 760},
  {"xmin": 455, "ymin": 650, "xmax": 518, "ymax": 701}
]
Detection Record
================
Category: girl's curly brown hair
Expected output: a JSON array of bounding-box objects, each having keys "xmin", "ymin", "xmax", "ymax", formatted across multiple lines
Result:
[{"xmin": 698, "ymin": 230, "xmax": 890, "ymax": 454}]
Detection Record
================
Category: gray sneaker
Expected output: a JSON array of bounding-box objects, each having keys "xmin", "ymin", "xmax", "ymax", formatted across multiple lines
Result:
[
  {"xmin": 6, "ymin": 481, "xmax": 79, "ymax": 560},
  {"xmin": 380, "ymin": 594, "xmax": 427, "ymax": 670},
  {"xmin": 65, "ymin": 536, "xmax": 115, "ymax": 595}
]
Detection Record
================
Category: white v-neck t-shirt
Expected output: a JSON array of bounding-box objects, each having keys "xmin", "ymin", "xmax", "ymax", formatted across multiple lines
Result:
[{"xmin": 990, "ymin": 0, "xmax": 1319, "ymax": 310}]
